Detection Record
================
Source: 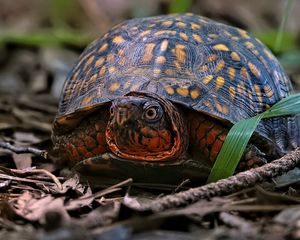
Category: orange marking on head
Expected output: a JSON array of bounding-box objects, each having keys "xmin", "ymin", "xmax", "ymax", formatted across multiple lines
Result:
[
  {"xmin": 230, "ymin": 52, "xmax": 240, "ymax": 61},
  {"xmin": 192, "ymin": 33, "xmax": 203, "ymax": 43},
  {"xmin": 248, "ymin": 62, "xmax": 261, "ymax": 78},
  {"xmin": 112, "ymin": 35, "xmax": 125, "ymax": 44},
  {"xmin": 142, "ymin": 43, "xmax": 155, "ymax": 63},
  {"xmin": 210, "ymin": 138, "xmax": 224, "ymax": 161},
  {"xmin": 214, "ymin": 60, "xmax": 225, "ymax": 73}
]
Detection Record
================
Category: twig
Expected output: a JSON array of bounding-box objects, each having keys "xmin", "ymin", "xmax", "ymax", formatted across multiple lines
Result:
[
  {"xmin": 135, "ymin": 148, "xmax": 300, "ymax": 212},
  {"xmin": 0, "ymin": 141, "xmax": 48, "ymax": 159}
]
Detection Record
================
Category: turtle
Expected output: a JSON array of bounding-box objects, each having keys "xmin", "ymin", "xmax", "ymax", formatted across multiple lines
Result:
[{"xmin": 52, "ymin": 13, "xmax": 300, "ymax": 187}]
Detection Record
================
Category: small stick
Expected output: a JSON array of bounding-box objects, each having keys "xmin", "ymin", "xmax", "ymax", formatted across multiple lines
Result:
[
  {"xmin": 135, "ymin": 148, "xmax": 300, "ymax": 212},
  {"xmin": 0, "ymin": 141, "xmax": 48, "ymax": 159}
]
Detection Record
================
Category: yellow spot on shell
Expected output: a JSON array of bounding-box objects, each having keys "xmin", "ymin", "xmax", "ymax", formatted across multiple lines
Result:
[
  {"xmin": 203, "ymin": 100, "xmax": 212, "ymax": 108},
  {"xmin": 174, "ymin": 60, "xmax": 181, "ymax": 69},
  {"xmin": 230, "ymin": 52, "xmax": 240, "ymax": 61},
  {"xmin": 160, "ymin": 40, "xmax": 169, "ymax": 51},
  {"xmin": 176, "ymin": 22, "xmax": 187, "ymax": 28},
  {"xmin": 248, "ymin": 62, "xmax": 261, "ymax": 78},
  {"xmin": 95, "ymin": 57, "xmax": 105, "ymax": 67},
  {"xmin": 112, "ymin": 35, "xmax": 125, "ymax": 44},
  {"xmin": 207, "ymin": 54, "xmax": 218, "ymax": 62},
  {"xmin": 82, "ymin": 95, "xmax": 93, "ymax": 105},
  {"xmin": 124, "ymin": 81, "xmax": 131, "ymax": 89},
  {"xmin": 99, "ymin": 66, "xmax": 106, "ymax": 77},
  {"xmin": 240, "ymin": 67, "xmax": 249, "ymax": 80},
  {"xmin": 107, "ymin": 53, "xmax": 115, "ymax": 62},
  {"xmin": 162, "ymin": 21, "xmax": 173, "ymax": 27},
  {"xmin": 208, "ymin": 34, "xmax": 218, "ymax": 39},
  {"xmin": 264, "ymin": 49, "xmax": 274, "ymax": 59},
  {"xmin": 176, "ymin": 87, "xmax": 189, "ymax": 97},
  {"xmin": 198, "ymin": 65, "xmax": 208, "ymax": 71},
  {"xmin": 142, "ymin": 43, "xmax": 155, "ymax": 63},
  {"xmin": 203, "ymin": 75, "xmax": 213, "ymax": 85},
  {"xmin": 84, "ymin": 56, "xmax": 95, "ymax": 69},
  {"xmin": 165, "ymin": 85, "xmax": 175, "ymax": 95},
  {"xmin": 153, "ymin": 68, "xmax": 161, "ymax": 75},
  {"xmin": 90, "ymin": 74, "xmax": 97, "ymax": 82},
  {"xmin": 192, "ymin": 34, "xmax": 203, "ymax": 43},
  {"xmin": 109, "ymin": 66, "xmax": 116, "ymax": 74},
  {"xmin": 190, "ymin": 89, "xmax": 200, "ymax": 99},
  {"xmin": 179, "ymin": 32, "xmax": 189, "ymax": 41},
  {"xmin": 254, "ymin": 84, "xmax": 262, "ymax": 102},
  {"xmin": 154, "ymin": 30, "xmax": 176, "ymax": 36},
  {"xmin": 237, "ymin": 83, "xmax": 246, "ymax": 95},
  {"xmin": 264, "ymin": 85, "xmax": 273, "ymax": 98},
  {"xmin": 229, "ymin": 86, "xmax": 236, "ymax": 99},
  {"xmin": 215, "ymin": 76, "xmax": 225, "ymax": 89},
  {"xmin": 140, "ymin": 30, "xmax": 151, "ymax": 37},
  {"xmin": 191, "ymin": 23, "xmax": 201, "ymax": 30},
  {"xmin": 244, "ymin": 41, "xmax": 255, "ymax": 49},
  {"xmin": 216, "ymin": 102, "xmax": 227, "ymax": 114},
  {"xmin": 99, "ymin": 43, "xmax": 108, "ymax": 53},
  {"xmin": 215, "ymin": 60, "xmax": 225, "ymax": 73},
  {"xmin": 156, "ymin": 56, "xmax": 166, "ymax": 64},
  {"xmin": 238, "ymin": 29, "xmax": 250, "ymax": 39},
  {"xmin": 109, "ymin": 82, "xmax": 120, "ymax": 92},
  {"xmin": 173, "ymin": 44, "xmax": 186, "ymax": 63},
  {"xmin": 213, "ymin": 44, "xmax": 229, "ymax": 51},
  {"xmin": 228, "ymin": 67, "xmax": 236, "ymax": 80},
  {"xmin": 165, "ymin": 69, "xmax": 175, "ymax": 76},
  {"xmin": 231, "ymin": 36, "xmax": 239, "ymax": 41}
]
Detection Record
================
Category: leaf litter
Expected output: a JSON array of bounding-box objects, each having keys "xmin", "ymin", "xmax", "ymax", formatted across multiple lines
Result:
[{"xmin": 1, "ymin": 49, "xmax": 300, "ymax": 240}]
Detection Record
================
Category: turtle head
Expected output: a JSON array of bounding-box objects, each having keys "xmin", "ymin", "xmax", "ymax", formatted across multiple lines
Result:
[{"xmin": 106, "ymin": 92, "xmax": 188, "ymax": 161}]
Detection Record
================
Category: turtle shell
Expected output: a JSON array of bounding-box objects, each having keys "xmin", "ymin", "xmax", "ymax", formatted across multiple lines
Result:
[{"xmin": 55, "ymin": 13, "xmax": 292, "ymax": 133}]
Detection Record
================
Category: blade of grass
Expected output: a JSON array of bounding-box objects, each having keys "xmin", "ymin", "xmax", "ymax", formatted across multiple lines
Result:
[
  {"xmin": 274, "ymin": 0, "xmax": 294, "ymax": 52},
  {"xmin": 207, "ymin": 93, "xmax": 300, "ymax": 183}
]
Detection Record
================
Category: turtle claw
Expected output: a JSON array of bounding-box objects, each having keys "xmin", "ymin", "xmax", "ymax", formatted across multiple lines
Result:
[{"xmin": 237, "ymin": 144, "xmax": 268, "ymax": 171}]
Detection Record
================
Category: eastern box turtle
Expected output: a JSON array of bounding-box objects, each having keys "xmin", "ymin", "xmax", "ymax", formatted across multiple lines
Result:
[{"xmin": 52, "ymin": 13, "xmax": 300, "ymax": 187}]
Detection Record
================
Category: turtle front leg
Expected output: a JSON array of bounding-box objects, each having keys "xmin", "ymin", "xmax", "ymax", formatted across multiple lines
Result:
[{"xmin": 237, "ymin": 144, "xmax": 268, "ymax": 171}]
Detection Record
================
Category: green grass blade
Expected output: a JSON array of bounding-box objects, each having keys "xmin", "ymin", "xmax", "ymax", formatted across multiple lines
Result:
[{"xmin": 207, "ymin": 93, "xmax": 300, "ymax": 183}]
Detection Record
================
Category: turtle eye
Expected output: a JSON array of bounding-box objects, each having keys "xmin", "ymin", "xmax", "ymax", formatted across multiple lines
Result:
[
  {"xmin": 110, "ymin": 106, "xmax": 115, "ymax": 115},
  {"xmin": 143, "ymin": 105, "xmax": 162, "ymax": 121}
]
